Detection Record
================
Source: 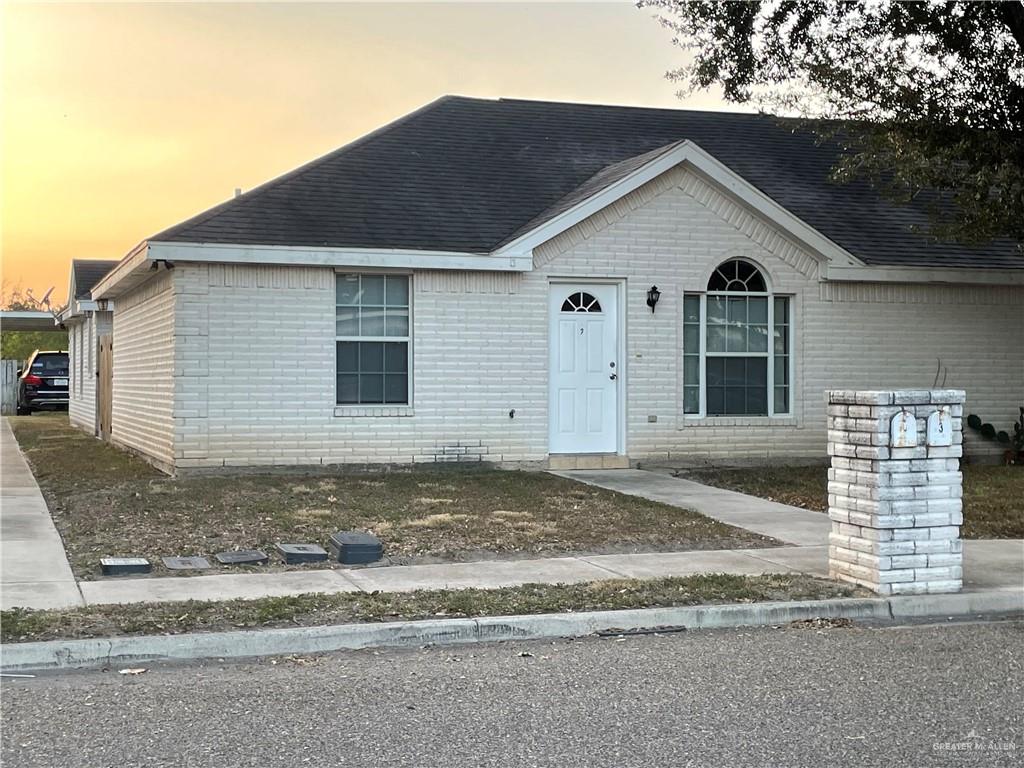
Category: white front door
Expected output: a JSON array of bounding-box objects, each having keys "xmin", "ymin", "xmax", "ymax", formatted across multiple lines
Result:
[{"xmin": 549, "ymin": 283, "xmax": 619, "ymax": 454}]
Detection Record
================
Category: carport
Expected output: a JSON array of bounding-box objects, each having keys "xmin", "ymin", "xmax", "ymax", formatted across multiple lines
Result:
[{"xmin": 1, "ymin": 310, "xmax": 62, "ymax": 415}]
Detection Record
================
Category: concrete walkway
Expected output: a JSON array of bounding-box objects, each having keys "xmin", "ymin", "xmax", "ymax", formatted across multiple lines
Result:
[
  {"xmin": 0, "ymin": 419, "xmax": 83, "ymax": 610},
  {"xmin": 78, "ymin": 545, "xmax": 830, "ymax": 607},
  {"xmin": 553, "ymin": 468, "xmax": 829, "ymax": 546}
]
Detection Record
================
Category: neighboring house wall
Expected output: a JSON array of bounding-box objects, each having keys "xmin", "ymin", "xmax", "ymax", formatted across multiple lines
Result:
[
  {"xmin": 164, "ymin": 164, "xmax": 1021, "ymax": 469},
  {"xmin": 111, "ymin": 271, "xmax": 175, "ymax": 470},
  {"xmin": 68, "ymin": 318, "xmax": 86, "ymax": 429},
  {"xmin": 68, "ymin": 310, "xmax": 112, "ymax": 435}
]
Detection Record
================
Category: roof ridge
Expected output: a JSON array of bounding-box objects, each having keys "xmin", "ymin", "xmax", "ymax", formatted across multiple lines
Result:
[
  {"xmin": 495, "ymin": 96, "xmax": 768, "ymax": 117},
  {"xmin": 149, "ymin": 95, "xmax": 458, "ymax": 242}
]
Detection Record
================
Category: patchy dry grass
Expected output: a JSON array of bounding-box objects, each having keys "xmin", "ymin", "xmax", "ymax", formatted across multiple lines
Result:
[
  {"xmin": 683, "ymin": 463, "xmax": 1024, "ymax": 539},
  {"xmin": 0, "ymin": 573, "xmax": 857, "ymax": 644},
  {"xmin": 9, "ymin": 414, "xmax": 776, "ymax": 579}
]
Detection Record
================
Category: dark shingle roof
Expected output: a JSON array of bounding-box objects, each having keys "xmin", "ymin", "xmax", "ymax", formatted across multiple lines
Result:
[
  {"xmin": 72, "ymin": 259, "xmax": 120, "ymax": 299},
  {"xmin": 153, "ymin": 96, "xmax": 1022, "ymax": 270}
]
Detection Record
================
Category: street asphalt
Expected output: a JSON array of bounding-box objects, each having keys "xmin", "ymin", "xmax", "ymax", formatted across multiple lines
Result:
[{"xmin": 2, "ymin": 619, "xmax": 1021, "ymax": 767}]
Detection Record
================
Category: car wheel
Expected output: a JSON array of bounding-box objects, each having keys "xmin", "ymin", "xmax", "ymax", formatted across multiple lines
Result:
[{"xmin": 16, "ymin": 405, "xmax": 30, "ymax": 416}]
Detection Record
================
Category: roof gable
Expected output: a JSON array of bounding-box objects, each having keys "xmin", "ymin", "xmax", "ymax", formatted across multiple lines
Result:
[{"xmin": 71, "ymin": 259, "xmax": 120, "ymax": 300}]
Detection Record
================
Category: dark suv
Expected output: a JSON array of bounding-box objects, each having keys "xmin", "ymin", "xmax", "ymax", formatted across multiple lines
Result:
[{"xmin": 17, "ymin": 350, "xmax": 69, "ymax": 414}]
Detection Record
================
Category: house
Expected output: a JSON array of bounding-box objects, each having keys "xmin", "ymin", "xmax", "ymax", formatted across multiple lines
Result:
[
  {"xmin": 57, "ymin": 259, "xmax": 119, "ymax": 436},
  {"xmin": 83, "ymin": 96, "xmax": 1023, "ymax": 474}
]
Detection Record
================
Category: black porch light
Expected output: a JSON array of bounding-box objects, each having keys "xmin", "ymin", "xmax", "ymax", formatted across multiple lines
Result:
[{"xmin": 646, "ymin": 285, "xmax": 661, "ymax": 313}]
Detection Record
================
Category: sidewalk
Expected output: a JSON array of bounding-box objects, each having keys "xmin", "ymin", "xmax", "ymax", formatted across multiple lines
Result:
[
  {"xmin": 77, "ymin": 544, "xmax": 829, "ymax": 606},
  {"xmin": 0, "ymin": 419, "xmax": 83, "ymax": 610}
]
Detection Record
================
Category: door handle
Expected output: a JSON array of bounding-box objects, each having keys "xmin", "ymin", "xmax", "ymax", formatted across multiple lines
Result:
[{"xmin": 609, "ymin": 373, "xmax": 617, "ymax": 380}]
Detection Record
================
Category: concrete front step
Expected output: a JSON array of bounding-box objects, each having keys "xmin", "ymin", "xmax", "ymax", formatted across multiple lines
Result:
[{"xmin": 548, "ymin": 454, "xmax": 630, "ymax": 470}]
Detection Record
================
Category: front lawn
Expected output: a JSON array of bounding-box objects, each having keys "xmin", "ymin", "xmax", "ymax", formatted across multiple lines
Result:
[
  {"xmin": 0, "ymin": 573, "xmax": 857, "ymax": 643},
  {"xmin": 10, "ymin": 414, "xmax": 776, "ymax": 579},
  {"xmin": 683, "ymin": 463, "xmax": 1024, "ymax": 539}
]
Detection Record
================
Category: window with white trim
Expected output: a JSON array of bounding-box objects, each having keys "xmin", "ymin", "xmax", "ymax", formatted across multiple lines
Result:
[
  {"xmin": 683, "ymin": 259, "xmax": 792, "ymax": 417},
  {"xmin": 336, "ymin": 273, "xmax": 410, "ymax": 405}
]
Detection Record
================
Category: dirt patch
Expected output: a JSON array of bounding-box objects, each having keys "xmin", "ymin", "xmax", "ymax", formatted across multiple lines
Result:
[{"xmin": 10, "ymin": 413, "xmax": 779, "ymax": 580}]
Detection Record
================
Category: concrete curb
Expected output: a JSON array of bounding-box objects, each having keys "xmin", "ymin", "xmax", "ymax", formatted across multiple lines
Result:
[{"xmin": 2, "ymin": 591, "xmax": 1020, "ymax": 672}]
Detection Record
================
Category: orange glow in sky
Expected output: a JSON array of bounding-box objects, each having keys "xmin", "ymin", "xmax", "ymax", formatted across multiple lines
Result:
[{"xmin": 2, "ymin": 2, "xmax": 737, "ymax": 305}]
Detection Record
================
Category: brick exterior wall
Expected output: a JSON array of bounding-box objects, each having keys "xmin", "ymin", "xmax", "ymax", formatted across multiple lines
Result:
[
  {"xmin": 110, "ymin": 271, "xmax": 175, "ymax": 469},
  {"xmin": 116, "ymin": 165, "xmax": 1022, "ymax": 471}
]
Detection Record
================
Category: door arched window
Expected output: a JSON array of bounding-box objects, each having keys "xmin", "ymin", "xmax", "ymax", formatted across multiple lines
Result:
[{"xmin": 682, "ymin": 259, "xmax": 791, "ymax": 417}]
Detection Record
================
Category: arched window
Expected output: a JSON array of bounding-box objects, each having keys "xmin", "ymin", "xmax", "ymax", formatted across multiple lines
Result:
[
  {"xmin": 561, "ymin": 291, "xmax": 602, "ymax": 313},
  {"xmin": 682, "ymin": 259, "xmax": 791, "ymax": 417}
]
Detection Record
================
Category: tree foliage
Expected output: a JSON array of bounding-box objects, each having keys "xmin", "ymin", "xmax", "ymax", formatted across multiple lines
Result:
[
  {"xmin": 1, "ymin": 283, "xmax": 65, "ymax": 363},
  {"xmin": 642, "ymin": 0, "xmax": 1024, "ymax": 245}
]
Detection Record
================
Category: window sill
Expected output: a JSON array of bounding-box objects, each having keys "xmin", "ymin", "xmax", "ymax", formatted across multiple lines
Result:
[
  {"xmin": 681, "ymin": 415, "xmax": 798, "ymax": 428},
  {"xmin": 334, "ymin": 406, "xmax": 415, "ymax": 418}
]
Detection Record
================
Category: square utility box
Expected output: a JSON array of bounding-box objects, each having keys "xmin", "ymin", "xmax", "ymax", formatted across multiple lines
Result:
[{"xmin": 329, "ymin": 531, "xmax": 383, "ymax": 565}]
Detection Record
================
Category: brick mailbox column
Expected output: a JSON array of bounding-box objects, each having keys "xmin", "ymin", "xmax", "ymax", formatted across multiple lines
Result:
[{"xmin": 826, "ymin": 389, "xmax": 966, "ymax": 595}]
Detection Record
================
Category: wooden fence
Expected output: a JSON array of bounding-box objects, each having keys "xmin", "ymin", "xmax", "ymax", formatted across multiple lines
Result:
[{"xmin": 0, "ymin": 359, "xmax": 19, "ymax": 415}]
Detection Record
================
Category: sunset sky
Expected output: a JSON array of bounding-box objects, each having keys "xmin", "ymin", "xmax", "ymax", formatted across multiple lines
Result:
[{"xmin": 2, "ymin": 1, "xmax": 739, "ymax": 305}]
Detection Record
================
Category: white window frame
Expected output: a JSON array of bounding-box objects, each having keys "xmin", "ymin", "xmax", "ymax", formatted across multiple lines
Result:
[
  {"xmin": 334, "ymin": 271, "xmax": 413, "ymax": 408},
  {"xmin": 683, "ymin": 279, "xmax": 794, "ymax": 419}
]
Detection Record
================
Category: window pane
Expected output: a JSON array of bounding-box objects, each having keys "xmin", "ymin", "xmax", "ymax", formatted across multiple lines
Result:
[
  {"xmin": 707, "ymin": 388, "xmax": 725, "ymax": 415},
  {"xmin": 683, "ymin": 355, "xmax": 699, "ymax": 383},
  {"xmin": 774, "ymin": 327, "xmax": 789, "ymax": 354},
  {"xmin": 386, "ymin": 275, "xmax": 409, "ymax": 307},
  {"xmin": 725, "ymin": 387, "xmax": 745, "ymax": 414},
  {"xmin": 337, "ymin": 342, "xmax": 358, "ymax": 372},
  {"xmin": 683, "ymin": 295, "xmax": 700, "ymax": 323},
  {"xmin": 748, "ymin": 358, "xmax": 767, "ymax": 386},
  {"xmin": 748, "ymin": 297, "xmax": 768, "ymax": 324},
  {"xmin": 706, "ymin": 358, "xmax": 725, "ymax": 386},
  {"xmin": 774, "ymin": 387, "xmax": 789, "ymax": 414},
  {"xmin": 707, "ymin": 296, "xmax": 727, "ymax": 324},
  {"xmin": 360, "ymin": 342, "xmax": 384, "ymax": 372},
  {"xmin": 727, "ymin": 297, "xmax": 747, "ymax": 324},
  {"xmin": 725, "ymin": 324, "xmax": 746, "ymax": 353},
  {"xmin": 774, "ymin": 297, "xmax": 788, "ymax": 320},
  {"xmin": 360, "ymin": 307, "xmax": 386, "ymax": 336},
  {"xmin": 337, "ymin": 374, "xmax": 358, "ymax": 404},
  {"xmin": 748, "ymin": 324, "xmax": 769, "ymax": 352},
  {"xmin": 385, "ymin": 308, "xmax": 409, "ymax": 337},
  {"xmin": 774, "ymin": 356, "xmax": 789, "ymax": 386},
  {"xmin": 683, "ymin": 324, "xmax": 700, "ymax": 352},
  {"xmin": 337, "ymin": 274, "xmax": 360, "ymax": 305},
  {"xmin": 724, "ymin": 357, "xmax": 745, "ymax": 385},
  {"xmin": 707, "ymin": 325, "xmax": 727, "ymax": 353},
  {"xmin": 384, "ymin": 342, "xmax": 408, "ymax": 373},
  {"xmin": 336, "ymin": 307, "xmax": 359, "ymax": 336},
  {"xmin": 361, "ymin": 275, "xmax": 385, "ymax": 305},
  {"xmin": 359, "ymin": 374, "xmax": 384, "ymax": 403},
  {"xmin": 683, "ymin": 386, "xmax": 700, "ymax": 414},
  {"xmin": 748, "ymin": 386, "xmax": 768, "ymax": 415},
  {"xmin": 384, "ymin": 374, "xmax": 408, "ymax": 404}
]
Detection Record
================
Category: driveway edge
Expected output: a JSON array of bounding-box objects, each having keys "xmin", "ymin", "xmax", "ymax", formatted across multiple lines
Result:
[{"xmin": 2, "ymin": 591, "xmax": 1021, "ymax": 672}]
